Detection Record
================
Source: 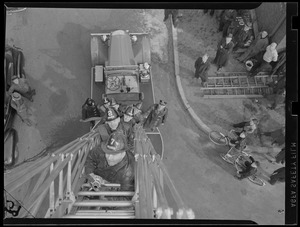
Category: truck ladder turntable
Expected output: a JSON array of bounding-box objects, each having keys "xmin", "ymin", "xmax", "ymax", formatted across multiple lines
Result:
[{"xmin": 200, "ymin": 72, "xmax": 278, "ymax": 98}]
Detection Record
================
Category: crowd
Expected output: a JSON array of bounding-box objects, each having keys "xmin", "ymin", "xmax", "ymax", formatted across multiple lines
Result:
[
  {"xmin": 81, "ymin": 96, "xmax": 168, "ymax": 194},
  {"xmin": 190, "ymin": 9, "xmax": 286, "ymax": 185}
]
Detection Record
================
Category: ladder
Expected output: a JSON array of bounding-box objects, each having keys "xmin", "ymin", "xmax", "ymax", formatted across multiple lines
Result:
[
  {"xmin": 201, "ymin": 72, "xmax": 278, "ymax": 98},
  {"xmin": 4, "ymin": 123, "xmax": 194, "ymax": 219}
]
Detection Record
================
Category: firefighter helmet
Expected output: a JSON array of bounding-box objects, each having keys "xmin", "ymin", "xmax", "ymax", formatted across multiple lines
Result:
[{"xmin": 101, "ymin": 131, "xmax": 126, "ymax": 154}]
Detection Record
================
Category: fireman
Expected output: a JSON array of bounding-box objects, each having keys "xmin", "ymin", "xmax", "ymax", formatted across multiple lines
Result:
[
  {"xmin": 96, "ymin": 107, "xmax": 133, "ymax": 146},
  {"xmin": 80, "ymin": 98, "xmax": 101, "ymax": 127},
  {"xmin": 132, "ymin": 101, "xmax": 144, "ymax": 124},
  {"xmin": 85, "ymin": 131, "xmax": 135, "ymax": 192},
  {"xmin": 97, "ymin": 96, "xmax": 110, "ymax": 118},
  {"xmin": 143, "ymin": 100, "xmax": 168, "ymax": 131},
  {"xmin": 121, "ymin": 105, "xmax": 136, "ymax": 149}
]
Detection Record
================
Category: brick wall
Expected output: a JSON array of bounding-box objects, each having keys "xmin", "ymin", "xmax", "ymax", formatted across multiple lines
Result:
[{"xmin": 254, "ymin": 2, "xmax": 286, "ymax": 48}]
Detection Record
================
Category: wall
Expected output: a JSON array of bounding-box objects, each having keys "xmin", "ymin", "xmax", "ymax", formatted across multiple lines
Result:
[{"xmin": 255, "ymin": 2, "xmax": 286, "ymax": 49}]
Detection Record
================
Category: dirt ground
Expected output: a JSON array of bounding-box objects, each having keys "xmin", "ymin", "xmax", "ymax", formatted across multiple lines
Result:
[{"xmin": 4, "ymin": 8, "xmax": 285, "ymax": 224}]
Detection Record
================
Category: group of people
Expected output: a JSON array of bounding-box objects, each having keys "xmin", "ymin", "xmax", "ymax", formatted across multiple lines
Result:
[
  {"xmin": 222, "ymin": 117, "xmax": 285, "ymax": 185},
  {"xmin": 193, "ymin": 9, "xmax": 284, "ymax": 86},
  {"xmin": 82, "ymin": 96, "xmax": 168, "ymax": 193}
]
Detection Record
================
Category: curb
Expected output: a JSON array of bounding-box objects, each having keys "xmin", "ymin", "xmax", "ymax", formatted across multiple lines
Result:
[{"xmin": 171, "ymin": 23, "xmax": 212, "ymax": 134}]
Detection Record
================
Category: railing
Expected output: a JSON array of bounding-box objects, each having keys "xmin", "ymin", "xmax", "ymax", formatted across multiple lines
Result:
[
  {"xmin": 133, "ymin": 123, "xmax": 195, "ymax": 219},
  {"xmin": 4, "ymin": 129, "xmax": 101, "ymax": 218}
]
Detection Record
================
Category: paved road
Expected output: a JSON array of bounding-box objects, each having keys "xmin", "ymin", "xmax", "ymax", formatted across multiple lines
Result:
[{"xmin": 5, "ymin": 8, "xmax": 284, "ymax": 224}]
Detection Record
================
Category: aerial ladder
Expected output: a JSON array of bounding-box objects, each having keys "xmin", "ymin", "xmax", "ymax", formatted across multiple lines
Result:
[{"xmin": 4, "ymin": 123, "xmax": 194, "ymax": 219}]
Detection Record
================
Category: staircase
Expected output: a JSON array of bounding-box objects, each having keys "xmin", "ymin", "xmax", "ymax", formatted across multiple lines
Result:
[
  {"xmin": 201, "ymin": 72, "xmax": 278, "ymax": 98},
  {"xmin": 4, "ymin": 123, "xmax": 194, "ymax": 219}
]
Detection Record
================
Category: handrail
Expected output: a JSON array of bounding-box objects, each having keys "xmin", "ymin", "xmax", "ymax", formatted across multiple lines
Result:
[
  {"xmin": 133, "ymin": 123, "xmax": 194, "ymax": 219},
  {"xmin": 4, "ymin": 130, "xmax": 101, "ymax": 218}
]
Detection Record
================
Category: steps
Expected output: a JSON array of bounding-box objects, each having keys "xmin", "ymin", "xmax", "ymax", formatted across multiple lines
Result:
[
  {"xmin": 62, "ymin": 182, "xmax": 135, "ymax": 219},
  {"xmin": 201, "ymin": 72, "xmax": 278, "ymax": 98}
]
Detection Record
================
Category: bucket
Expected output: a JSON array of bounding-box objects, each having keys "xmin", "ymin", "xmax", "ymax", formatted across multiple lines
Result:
[{"xmin": 245, "ymin": 60, "xmax": 254, "ymax": 71}]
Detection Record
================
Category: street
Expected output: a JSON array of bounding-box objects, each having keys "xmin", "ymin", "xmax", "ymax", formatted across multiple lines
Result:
[{"xmin": 5, "ymin": 8, "xmax": 284, "ymax": 224}]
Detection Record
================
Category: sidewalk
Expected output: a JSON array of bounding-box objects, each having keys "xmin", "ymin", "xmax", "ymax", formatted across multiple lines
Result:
[{"xmin": 171, "ymin": 10, "xmax": 285, "ymax": 179}]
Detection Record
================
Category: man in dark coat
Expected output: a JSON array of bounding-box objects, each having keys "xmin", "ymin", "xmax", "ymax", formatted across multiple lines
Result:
[
  {"xmin": 213, "ymin": 33, "xmax": 234, "ymax": 71},
  {"xmin": 269, "ymin": 167, "xmax": 285, "ymax": 185},
  {"xmin": 237, "ymin": 31, "xmax": 269, "ymax": 62},
  {"xmin": 194, "ymin": 53, "xmax": 210, "ymax": 86},
  {"xmin": 85, "ymin": 131, "xmax": 135, "ymax": 193},
  {"xmin": 232, "ymin": 22, "xmax": 253, "ymax": 52},
  {"xmin": 143, "ymin": 100, "xmax": 168, "ymax": 131},
  {"xmin": 219, "ymin": 9, "xmax": 237, "ymax": 37},
  {"xmin": 81, "ymin": 98, "xmax": 101, "ymax": 127}
]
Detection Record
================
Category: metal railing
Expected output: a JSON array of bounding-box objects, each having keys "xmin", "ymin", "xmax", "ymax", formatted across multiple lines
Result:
[
  {"xmin": 4, "ymin": 129, "xmax": 101, "ymax": 218},
  {"xmin": 133, "ymin": 123, "xmax": 195, "ymax": 219}
]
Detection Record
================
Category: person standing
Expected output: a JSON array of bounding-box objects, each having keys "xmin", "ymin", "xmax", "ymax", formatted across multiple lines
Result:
[
  {"xmin": 8, "ymin": 75, "xmax": 36, "ymax": 102},
  {"xmin": 232, "ymin": 22, "xmax": 253, "ymax": 52},
  {"xmin": 237, "ymin": 31, "xmax": 269, "ymax": 62},
  {"xmin": 81, "ymin": 98, "xmax": 101, "ymax": 127},
  {"xmin": 143, "ymin": 100, "xmax": 168, "ymax": 131},
  {"xmin": 97, "ymin": 96, "xmax": 111, "ymax": 118},
  {"xmin": 132, "ymin": 101, "xmax": 144, "ymax": 124},
  {"xmin": 10, "ymin": 92, "xmax": 35, "ymax": 126},
  {"xmin": 250, "ymin": 42, "xmax": 278, "ymax": 77},
  {"xmin": 269, "ymin": 167, "xmax": 285, "ymax": 185},
  {"xmin": 194, "ymin": 53, "xmax": 210, "ymax": 86},
  {"xmin": 213, "ymin": 33, "xmax": 234, "ymax": 71},
  {"xmin": 219, "ymin": 10, "xmax": 237, "ymax": 37}
]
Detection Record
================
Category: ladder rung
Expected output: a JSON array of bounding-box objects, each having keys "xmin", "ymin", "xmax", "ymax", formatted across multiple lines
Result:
[
  {"xmin": 81, "ymin": 183, "xmax": 120, "ymax": 188},
  {"xmin": 73, "ymin": 200, "xmax": 133, "ymax": 207},
  {"xmin": 63, "ymin": 214, "xmax": 135, "ymax": 219},
  {"xmin": 75, "ymin": 211, "xmax": 134, "ymax": 216},
  {"xmin": 78, "ymin": 191, "xmax": 135, "ymax": 196},
  {"xmin": 76, "ymin": 209, "xmax": 135, "ymax": 214}
]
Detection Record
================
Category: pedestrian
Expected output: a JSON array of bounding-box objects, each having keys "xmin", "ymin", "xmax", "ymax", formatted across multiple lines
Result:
[
  {"xmin": 163, "ymin": 9, "xmax": 182, "ymax": 27},
  {"xmin": 10, "ymin": 92, "xmax": 35, "ymax": 127},
  {"xmin": 237, "ymin": 31, "xmax": 269, "ymax": 63},
  {"xmin": 81, "ymin": 98, "xmax": 101, "ymax": 127},
  {"xmin": 8, "ymin": 75, "xmax": 36, "ymax": 102},
  {"xmin": 232, "ymin": 117, "xmax": 259, "ymax": 134},
  {"xmin": 194, "ymin": 53, "xmax": 210, "ymax": 86},
  {"xmin": 232, "ymin": 22, "xmax": 253, "ymax": 52},
  {"xmin": 85, "ymin": 131, "xmax": 135, "ymax": 193},
  {"xmin": 218, "ymin": 9, "xmax": 237, "ymax": 37},
  {"xmin": 269, "ymin": 167, "xmax": 285, "ymax": 185},
  {"xmin": 121, "ymin": 105, "xmax": 136, "ymax": 149},
  {"xmin": 143, "ymin": 100, "xmax": 168, "ymax": 131},
  {"xmin": 203, "ymin": 9, "xmax": 215, "ymax": 17},
  {"xmin": 250, "ymin": 42, "xmax": 278, "ymax": 77},
  {"xmin": 213, "ymin": 33, "xmax": 234, "ymax": 71}
]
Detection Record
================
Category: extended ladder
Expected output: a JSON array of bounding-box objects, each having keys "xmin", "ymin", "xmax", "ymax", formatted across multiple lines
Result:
[
  {"xmin": 201, "ymin": 72, "xmax": 278, "ymax": 98},
  {"xmin": 4, "ymin": 123, "xmax": 194, "ymax": 219}
]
